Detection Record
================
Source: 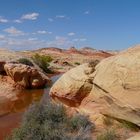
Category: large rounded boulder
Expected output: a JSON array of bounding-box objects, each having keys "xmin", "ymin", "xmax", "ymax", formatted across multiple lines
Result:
[
  {"xmin": 4, "ymin": 63, "xmax": 49, "ymax": 89},
  {"xmin": 50, "ymin": 61, "xmax": 99, "ymax": 107},
  {"xmin": 50, "ymin": 45, "xmax": 140, "ymax": 126}
]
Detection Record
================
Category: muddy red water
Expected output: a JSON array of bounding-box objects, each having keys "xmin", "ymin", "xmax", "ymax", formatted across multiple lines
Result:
[{"xmin": 0, "ymin": 74, "xmax": 61, "ymax": 140}]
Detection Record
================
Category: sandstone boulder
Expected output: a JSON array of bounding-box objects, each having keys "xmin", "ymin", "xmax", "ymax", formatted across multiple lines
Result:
[
  {"xmin": 4, "ymin": 63, "xmax": 49, "ymax": 89},
  {"xmin": 50, "ymin": 45, "xmax": 140, "ymax": 126},
  {"xmin": 50, "ymin": 61, "xmax": 99, "ymax": 107}
]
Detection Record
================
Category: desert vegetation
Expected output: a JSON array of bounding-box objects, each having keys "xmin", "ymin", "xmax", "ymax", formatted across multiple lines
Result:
[
  {"xmin": 74, "ymin": 62, "xmax": 80, "ymax": 65},
  {"xmin": 6, "ymin": 98, "xmax": 94, "ymax": 140},
  {"xmin": 119, "ymin": 120, "xmax": 140, "ymax": 132},
  {"xmin": 17, "ymin": 58, "xmax": 34, "ymax": 66},
  {"xmin": 97, "ymin": 129, "xmax": 118, "ymax": 140},
  {"xmin": 32, "ymin": 53, "xmax": 53, "ymax": 73}
]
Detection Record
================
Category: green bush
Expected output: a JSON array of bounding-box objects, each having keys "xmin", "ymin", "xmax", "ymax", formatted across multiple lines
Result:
[
  {"xmin": 97, "ymin": 129, "xmax": 118, "ymax": 140},
  {"xmin": 17, "ymin": 58, "xmax": 34, "ymax": 66},
  {"xmin": 74, "ymin": 62, "xmax": 80, "ymax": 65},
  {"xmin": 32, "ymin": 54, "xmax": 53, "ymax": 73},
  {"xmin": 119, "ymin": 120, "xmax": 140, "ymax": 131},
  {"xmin": 69, "ymin": 114, "xmax": 95, "ymax": 131},
  {"xmin": 7, "ymin": 100, "xmax": 94, "ymax": 140}
]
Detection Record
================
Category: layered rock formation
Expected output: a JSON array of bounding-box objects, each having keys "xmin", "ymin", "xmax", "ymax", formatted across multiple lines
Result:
[
  {"xmin": 50, "ymin": 45, "xmax": 140, "ymax": 126},
  {"xmin": 4, "ymin": 63, "xmax": 49, "ymax": 89}
]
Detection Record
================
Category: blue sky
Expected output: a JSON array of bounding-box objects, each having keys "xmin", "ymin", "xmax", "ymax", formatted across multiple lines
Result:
[{"xmin": 0, "ymin": 0, "xmax": 140, "ymax": 50}]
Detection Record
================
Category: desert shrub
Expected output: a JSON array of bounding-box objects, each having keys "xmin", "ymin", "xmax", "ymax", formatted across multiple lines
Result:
[
  {"xmin": 17, "ymin": 58, "xmax": 34, "ymax": 66},
  {"xmin": 88, "ymin": 60, "xmax": 100, "ymax": 67},
  {"xmin": 97, "ymin": 129, "xmax": 118, "ymax": 140},
  {"xmin": 32, "ymin": 53, "xmax": 53, "ymax": 73},
  {"xmin": 69, "ymin": 114, "xmax": 95, "ymax": 131},
  {"xmin": 119, "ymin": 120, "xmax": 140, "ymax": 131},
  {"xmin": 7, "ymin": 100, "xmax": 94, "ymax": 140},
  {"xmin": 74, "ymin": 62, "xmax": 80, "ymax": 65},
  {"xmin": 103, "ymin": 116, "xmax": 113, "ymax": 126}
]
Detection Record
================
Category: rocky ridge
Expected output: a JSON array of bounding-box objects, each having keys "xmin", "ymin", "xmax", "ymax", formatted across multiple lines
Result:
[{"xmin": 50, "ymin": 45, "xmax": 140, "ymax": 127}]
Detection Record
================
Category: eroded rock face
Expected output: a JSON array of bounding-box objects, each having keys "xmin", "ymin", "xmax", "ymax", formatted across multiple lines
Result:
[
  {"xmin": 0, "ymin": 61, "xmax": 6, "ymax": 73},
  {"xmin": 50, "ymin": 63, "xmax": 96, "ymax": 107},
  {"xmin": 50, "ymin": 45, "xmax": 140, "ymax": 126},
  {"xmin": 4, "ymin": 63, "xmax": 49, "ymax": 89}
]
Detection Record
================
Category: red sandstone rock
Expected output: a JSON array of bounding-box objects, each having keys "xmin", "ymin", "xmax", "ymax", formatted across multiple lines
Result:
[
  {"xmin": 50, "ymin": 45, "xmax": 140, "ymax": 126},
  {"xmin": 4, "ymin": 63, "xmax": 49, "ymax": 89}
]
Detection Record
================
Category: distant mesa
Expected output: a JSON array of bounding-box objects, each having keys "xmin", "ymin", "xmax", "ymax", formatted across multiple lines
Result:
[
  {"xmin": 80, "ymin": 47, "xmax": 96, "ymax": 52},
  {"xmin": 32, "ymin": 46, "xmax": 113, "ymax": 60},
  {"xmin": 39, "ymin": 47, "xmax": 63, "ymax": 53},
  {"xmin": 67, "ymin": 46, "xmax": 81, "ymax": 54}
]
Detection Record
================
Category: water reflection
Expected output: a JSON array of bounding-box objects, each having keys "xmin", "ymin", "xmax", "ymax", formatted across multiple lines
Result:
[{"xmin": 0, "ymin": 74, "xmax": 62, "ymax": 139}]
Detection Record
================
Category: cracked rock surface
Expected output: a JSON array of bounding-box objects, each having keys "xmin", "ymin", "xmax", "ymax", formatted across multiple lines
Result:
[{"xmin": 50, "ymin": 45, "xmax": 140, "ymax": 126}]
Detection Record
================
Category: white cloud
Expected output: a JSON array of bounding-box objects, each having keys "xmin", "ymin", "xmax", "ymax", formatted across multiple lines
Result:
[
  {"xmin": 13, "ymin": 19, "xmax": 22, "ymax": 23},
  {"xmin": 0, "ymin": 37, "xmax": 47, "ymax": 50},
  {"xmin": 37, "ymin": 30, "xmax": 47, "ymax": 34},
  {"xmin": 45, "ymin": 36, "xmax": 73, "ymax": 48},
  {"xmin": 84, "ymin": 11, "xmax": 90, "ymax": 15},
  {"xmin": 55, "ymin": 36, "xmax": 68, "ymax": 45},
  {"xmin": 4, "ymin": 26, "xmax": 25, "ymax": 36},
  {"xmin": 56, "ymin": 15, "xmax": 66, "ymax": 19},
  {"xmin": 48, "ymin": 18, "xmax": 54, "ymax": 22},
  {"xmin": 48, "ymin": 31, "xmax": 52, "ymax": 34},
  {"xmin": 0, "ymin": 35, "xmax": 5, "ymax": 41},
  {"xmin": 79, "ymin": 38, "xmax": 87, "ymax": 41},
  {"xmin": 73, "ymin": 38, "xmax": 87, "ymax": 42},
  {"xmin": 28, "ymin": 38, "xmax": 38, "ymax": 41},
  {"xmin": 68, "ymin": 32, "xmax": 75, "ymax": 36},
  {"xmin": 37, "ymin": 30, "xmax": 52, "ymax": 34},
  {"xmin": 73, "ymin": 38, "xmax": 79, "ymax": 42},
  {"xmin": 0, "ymin": 17, "xmax": 8, "ymax": 23},
  {"xmin": 21, "ymin": 13, "xmax": 39, "ymax": 20},
  {"xmin": 55, "ymin": 15, "xmax": 70, "ymax": 20}
]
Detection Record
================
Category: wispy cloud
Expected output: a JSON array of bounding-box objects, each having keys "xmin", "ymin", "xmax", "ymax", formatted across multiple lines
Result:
[
  {"xmin": 0, "ymin": 34, "xmax": 87, "ymax": 50},
  {"xmin": 28, "ymin": 38, "xmax": 38, "ymax": 41},
  {"xmin": 46, "ymin": 36, "xmax": 73, "ymax": 48},
  {"xmin": 0, "ymin": 17, "xmax": 8, "ymax": 23},
  {"xmin": 13, "ymin": 19, "xmax": 22, "ymax": 23},
  {"xmin": 0, "ymin": 34, "xmax": 5, "ymax": 40},
  {"xmin": 37, "ymin": 30, "xmax": 47, "ymax": 34},
  {"xmin": 56, "ymin": 15, "xmax": 66, "ymax": 19},
  {"xmin": 55, "ymin": 15, "xmax": 70, "ymax": 20},
  {"xmin": 0, "ymin": 36, "xmax": 47, "ymax": 50},
  {"xmin": 68, "ymin": 32, "xmax": 75, "ymax": 36},
  {"xmin": 4, "ymin": 26, "xmax": 25, "ymax": 36},
  {"xmin": 37, "ymin": 30, "xmax": 52, "ymax": 34},
  {"xmin": 79, "ymin": 38, "xmax": 87, "ymax": 41},
  {"xmin": 84, "ymin": 11, "xmax": 90, "ymax": 15},
  {"xmin": 73, "ymin": 38, "xmax": 87, "ymax": 42},
  {"xmin": 48, "ymin": 18, "xmax": 54, "ymax": 22},
  {"xmin": 48, "ymin": 15, "xmax": 70, "ymax": 22},
  {"xmin": 21, "ymin": 13, "xmax": 39, "ymax": 20}
]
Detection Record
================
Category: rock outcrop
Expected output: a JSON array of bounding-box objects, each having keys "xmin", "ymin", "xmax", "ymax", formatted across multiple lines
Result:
[
  {"xmin": 50, "ymin": 63, "xmax": 95, "ymax": 107},
  {"xmin": 4, "ymin": 63, "xmax": 49, "ymax": 89},
  {"xmin": 0, "ymin": 61, "xmax": 6, "ymax": 73},
  {"xmin": 50, "ymin": 45, "xmax": 140, "ymax": 126}
]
